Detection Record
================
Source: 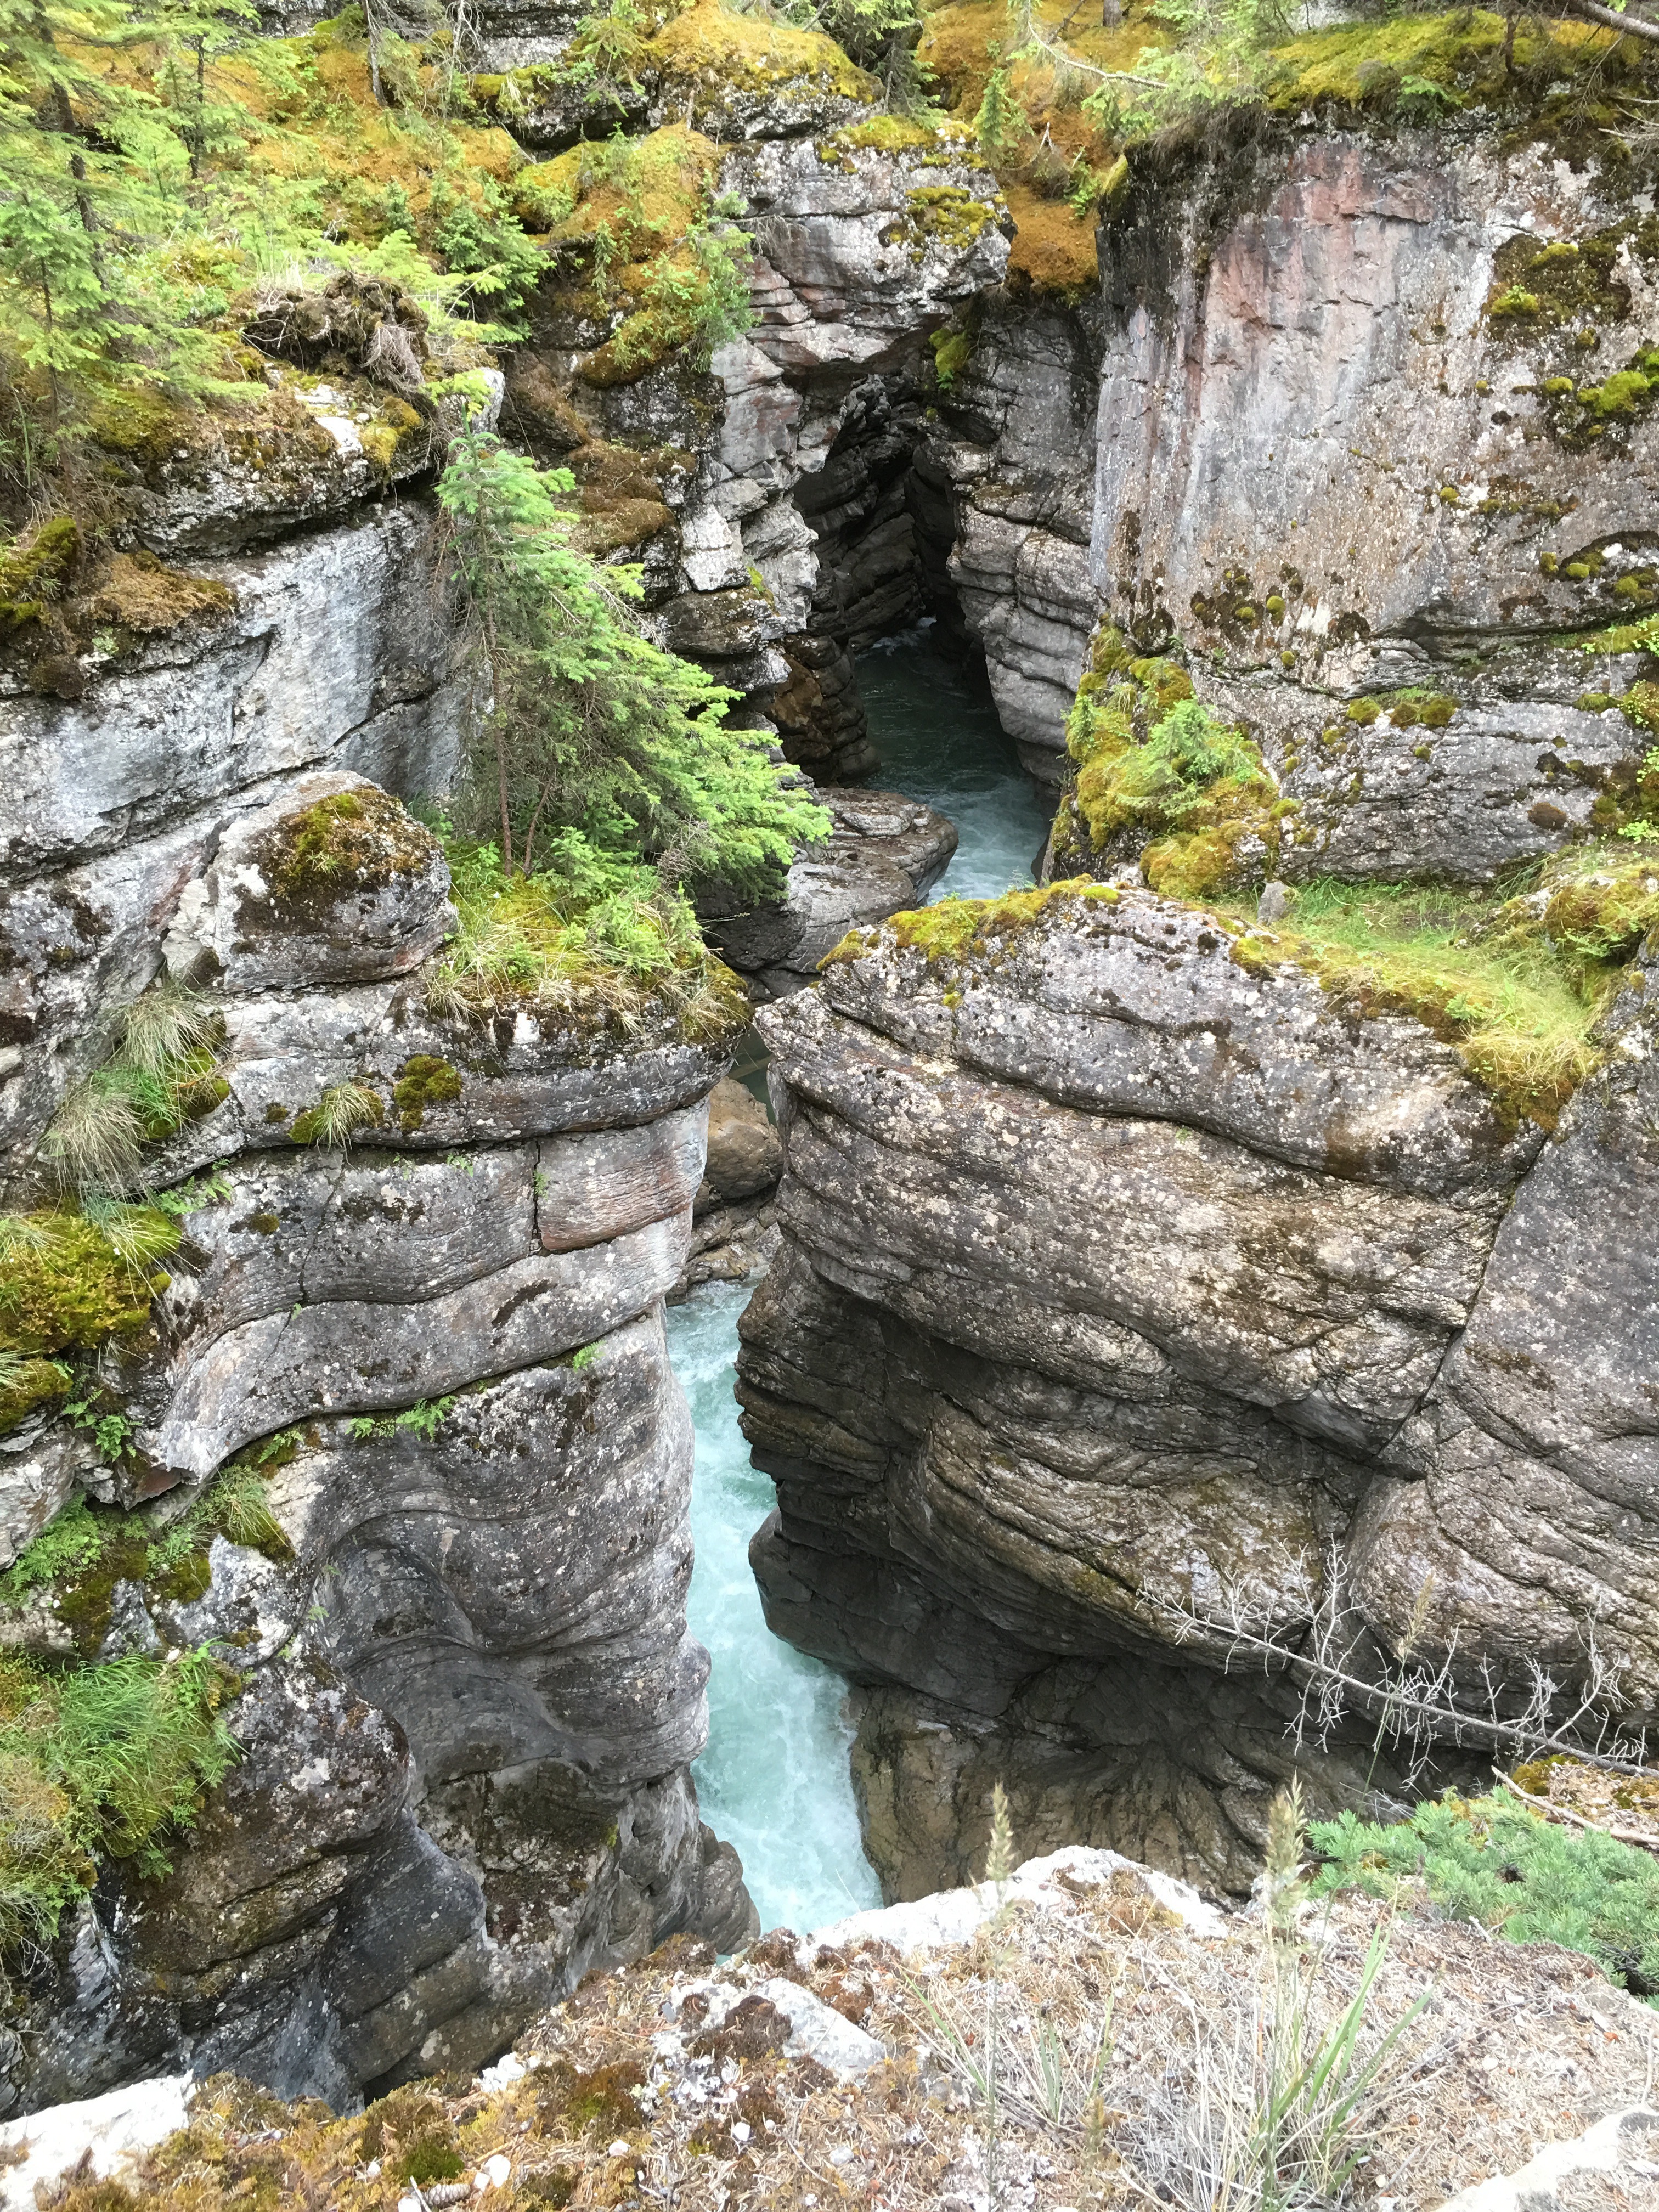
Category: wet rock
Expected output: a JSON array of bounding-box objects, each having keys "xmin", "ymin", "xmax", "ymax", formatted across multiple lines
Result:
[{"xmin": 706, "ymin": 787, "xmax": 957, "ymax": 1000}]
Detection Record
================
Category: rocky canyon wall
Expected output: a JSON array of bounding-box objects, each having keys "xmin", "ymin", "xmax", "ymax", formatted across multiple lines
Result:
[
  {"xmin": 0, "ymin": 417, "xmax": 764, "ymax": 2114},
  {"xmin": 736, "ymin": 113, "xmax": 1659, "ymax": 1900}
]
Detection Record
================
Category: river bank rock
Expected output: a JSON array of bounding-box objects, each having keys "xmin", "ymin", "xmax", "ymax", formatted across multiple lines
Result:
[
  {"xmin": 735, "ymin": 885, "xmax": 1659, "ymax": 1898},
  {"xmin": 0, "ymin": 463, "xmax": 758, "ymax": 2113}
]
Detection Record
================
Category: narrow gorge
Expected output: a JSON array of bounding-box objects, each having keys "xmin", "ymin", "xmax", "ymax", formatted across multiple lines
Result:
[{"xmin": 2, "ymin": 0, "xmax": 1658, "ymax": 2159}]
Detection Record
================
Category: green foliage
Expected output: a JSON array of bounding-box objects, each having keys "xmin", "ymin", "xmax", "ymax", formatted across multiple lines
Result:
[
  {"xmin": 148, "ymin": 1167, "xmax": 234, "ymax": 1215},
  {"xmin": 1311, "ymin": 1792, "xmax": 1659, "ymax": 2003},
  {"xmin": 0, "ymin": 1644, "xmax": 240, "ymax": 1955},
  {"xmin": 974, "ymin": 63, "xmax": 1028, "ymax": 164},
  {"xmin": 1226, "ymin": 871, "xmax": 1627, "ymax": 1132},
  {"xmin": 426, "ymin": 175, "xmax": 545, "ymax": 335},
  {"xmin": 618, "ymin": 191, "xmax": 757, "ymax": 371},
  {"xmin": 349, "ymin": 1395, "xmax": 455, "ymax": 1441},
  {"xmin": 569, "ymin": 1342, "xmax": 601, "ymax": 1372},
  {"xmin": 1080, "ymin": 0, "xmax": 1288, "ymax": 136},
  {"xmin": 0, "ymin": 1462, "xmax": 289, "ymax": 1614},
  {"xmin": 436, "ymin": 431, "xmax": 828, "ymax": 901},
  {"xmin": 423, "ymin": 837, "xmax": 749, "ymax": 1040},
  {"xmin": 40, "ymin": 981, "xmax": 225, "ymax": 1193},
  {"xmin": 1060, "ymin": 637, "xmax": 1278, "ymax": 898}
]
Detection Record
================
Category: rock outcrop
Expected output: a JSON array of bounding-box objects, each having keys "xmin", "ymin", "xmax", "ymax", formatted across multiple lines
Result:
[
  {"xmin": 0, "ymin": 429, "xmax": 763, "ymax": 2112},
  {"xmin": 736, "ymin": 885, "xmax": 1659, "ymax": 1898},
  {"xmin": 704, "ymin": 787, "xmax": 957, "ymax": 1000}
]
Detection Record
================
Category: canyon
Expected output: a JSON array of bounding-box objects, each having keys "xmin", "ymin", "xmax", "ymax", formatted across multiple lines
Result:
[{"xmin": 3, "ymin": 0, "xmax": 1658, "ymax": 2128}]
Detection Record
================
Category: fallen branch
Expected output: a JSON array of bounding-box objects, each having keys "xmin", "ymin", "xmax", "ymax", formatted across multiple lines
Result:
[
  {"xmin": 1558, "ymin": 0, "xmax": 1659, "ymax": 41},
  {"xmin": 1493, "ymin": 1767, "xmax": 1659, "ymax": 1853}
]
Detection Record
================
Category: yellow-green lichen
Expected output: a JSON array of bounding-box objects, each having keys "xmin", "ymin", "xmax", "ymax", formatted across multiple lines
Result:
[{"xmin": 822, "ymin": 881, "xmax": 1121, "ymax": 971}]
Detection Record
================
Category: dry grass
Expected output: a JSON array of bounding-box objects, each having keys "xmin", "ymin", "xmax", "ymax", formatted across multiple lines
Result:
[{"xmin": 30, "ymin": 1848, "xmax": 1659, "ymax": 2212}]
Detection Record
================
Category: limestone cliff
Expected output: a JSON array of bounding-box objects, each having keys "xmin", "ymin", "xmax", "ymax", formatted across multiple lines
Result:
[
  {"xmin": 733, "ymin": 99, "xmax": 1659, "ymax": 1900},
  {"xmin": 0, "ymin": 484, "xmax": 757, "ymax": 2108}
]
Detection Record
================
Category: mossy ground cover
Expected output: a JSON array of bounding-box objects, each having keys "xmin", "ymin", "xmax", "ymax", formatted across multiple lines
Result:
[
  {"xmin": 0, "ymin": 1207, "xmax": 180, "ymax": 1434},
  {"xmin": 1312, "ymin": 1787, "xmax": 1659, "ymax": 2004},
  {"xmin": 1223, "ymin": 856, "xmax": 1659, "ymax": 1130},
  {"xmin": 647, "ymin": 0, "xmax": 871, "ymax": 102},
  {"xmin": 512, "ymin": 123, "xmax": 742, "ymax": 381},
  {"xmin": 1266, "ymin": 7, "xmax": 1618, "ymax": 123},
  {"xmin": 424, "ymin": 838, "xmax": 748, "ymax": 1043},
  {"xmin": 0, "ymin": 1463, "xmax": 291, "ymax": 1643},
  {"xmin": 823, "ymin": 878, "xmax": 1121, "ymax": 970},
  {"xmin": 1052, "ymin": 625, "xmax": 1293, "ymax": 898}
]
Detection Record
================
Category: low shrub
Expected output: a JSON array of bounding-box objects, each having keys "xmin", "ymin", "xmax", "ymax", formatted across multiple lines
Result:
[{"xmin": 1312, "ymin": 1790, "xmax": 1659, "ymax": 2001}]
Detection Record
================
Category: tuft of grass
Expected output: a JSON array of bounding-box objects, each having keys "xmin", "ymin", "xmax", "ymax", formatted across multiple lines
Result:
[
  {"xmin": 290, "ymin": 1082, "xmax": 385, "ymax": 1148},
  {"xmin": 40, "ymin": 983, "xmax": 227, "ymax": 1193},
  {"xmin": 0, "ymin": 1646, "xmax": 240, "ymax": 1957},
  {"xmin": 1311, "ymin": 1789, "xmax": 1659, "ymax": 2003},
  {"xmin": 424, "ymin": 839, "xmax": 748, "ymax": 1044}
]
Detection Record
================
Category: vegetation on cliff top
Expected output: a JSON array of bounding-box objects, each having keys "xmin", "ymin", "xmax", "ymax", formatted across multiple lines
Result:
[
  {"xmin": 19, "ymin": 1779, "xmax": 1659, "ymax": 2211},
  {"xmin": 1313, "ymin": 1784, "xmax": 1659, "ymax": 2004},
  {"xmin": 1226, "ymin": 855, "xmax": 1659, "ymax": 1130},
  {"xmin": 435, "ymin": 430, "xmax": 825, "ymax": 1012},
  {"xmin": 425, "ymin": 836, "xmax": 751, "ymax": 1038},
  {"xmin": 1053, "ymin": 625, "xmax": 1293, "ymax": 899}
]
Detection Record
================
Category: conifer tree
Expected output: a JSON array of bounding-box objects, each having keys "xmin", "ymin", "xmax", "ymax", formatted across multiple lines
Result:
[{"xmin": 437, "ymin": 430, "xmax": 828, "ymax": 896}]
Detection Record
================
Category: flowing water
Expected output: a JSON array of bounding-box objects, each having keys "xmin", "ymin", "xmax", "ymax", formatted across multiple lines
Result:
[{"xmin": 664, "ymin": 624, "xmax": 1046, "ymax": 1936}]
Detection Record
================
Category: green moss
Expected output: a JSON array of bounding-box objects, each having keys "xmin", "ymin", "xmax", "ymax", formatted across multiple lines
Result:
[
  {"xmin": 645, "ymin": 0, "xmax": 871, "ymax": 102},
  {"xmin": 1622, "ymin": 680, "xmax": 1659, "ymax": 734},
  {"xmin": 0, "ymin": 1353, "xmax": 72, "ymax": 1432},
  {"xmin": 898, "ymin": 184, "xmax": 998, "ymax": 253},
  {"xmin": 1267, "ymin": 7, "xmax": 1618, "ymax": 127},
  {"xmin": 930, "ymin": 328, "xmax": 973, "ymax": 388},
  {"xmin": 1222, "ymin": 867, "xmax": 1639, "ymax": 1132},
  {"xmin": 424, "ymin": 840, "xmax": 748, "ymax": 1046},
  {"xmin": 0, "ymin": 1209, "xmax": 178, "ymax": 1376},
  {"xmin": 833, "ymin": 113, "xmax": 940, "ymax": 151},
  {"xmin": 822, "ymin": 881, "xmax": 1121, "ymax": 971},
  {"xmin": 0, "ymin": 1462, "xmax": 293, "ymax": 1646},
  {"xmin": 264, "ymin": 785, "xmax": 436, "ymax": 909},
  {"xmin": 391, "ymin": 1054, "xmax": 462, "ymax": 1132},
  {"xmin": 0, "ymin": 517, "xmax": 80, "ymax": 642}
]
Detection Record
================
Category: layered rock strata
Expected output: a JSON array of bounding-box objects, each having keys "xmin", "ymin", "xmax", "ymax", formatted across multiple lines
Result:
[
  {"xmin": 736, "ymin": 888, "xmax": 1659, "ymax": 1898},
  {"xmin": 0, "ymin": 413, "xmax": 774, "ymax": 2109},
  {"xmin": 2, "ymin": 742, "xmax": 755, "ymax": 2114}
]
